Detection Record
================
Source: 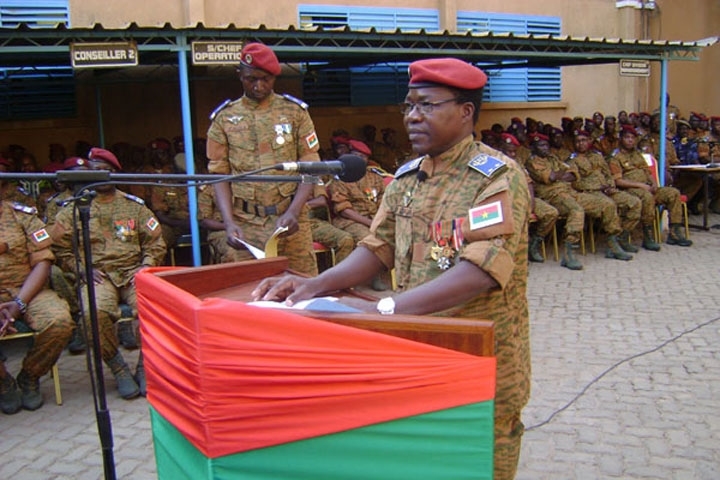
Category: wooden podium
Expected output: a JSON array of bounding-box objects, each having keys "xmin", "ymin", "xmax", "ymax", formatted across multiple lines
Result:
[{"xmin": 136, "ymin": 258, "xmax": 496, "ymax": 480}]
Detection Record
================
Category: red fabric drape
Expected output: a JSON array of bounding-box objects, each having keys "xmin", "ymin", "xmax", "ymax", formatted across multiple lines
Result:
[{"xmin": 137, "ymin": 269, "xmax": 495, "ymax": 458}]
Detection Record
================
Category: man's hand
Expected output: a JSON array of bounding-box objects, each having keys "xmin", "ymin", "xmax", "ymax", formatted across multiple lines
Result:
[
  {"xmin": 251, "ymin": 274, "xmax": 320, "ymax": 305},
  {"xmin": 0, "ymin": 301, "xmax": 19, "ymax": 337},
  {"xmin": 224, "ymin": 222, "xmax": 245, "ymax": 249},
  {"xmin": 276, "ymin": 211, "xmax": 299, "ymax": 235}
]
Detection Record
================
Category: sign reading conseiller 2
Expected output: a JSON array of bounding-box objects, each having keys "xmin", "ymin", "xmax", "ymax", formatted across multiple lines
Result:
[{"xmin": 71, "ymin": 42, "xmax": 139, "ymax": 68}]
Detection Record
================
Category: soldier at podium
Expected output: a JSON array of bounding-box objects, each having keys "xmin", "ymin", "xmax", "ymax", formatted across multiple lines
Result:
[{"xmin": 253, "ymin": 58, "xmax": 531, "ymax": 480}]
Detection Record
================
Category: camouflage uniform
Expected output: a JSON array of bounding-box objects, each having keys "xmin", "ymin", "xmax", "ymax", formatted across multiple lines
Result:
[
  {"xmin": 0, "ymin": 201, "xmax": 73, "ymax": 381},
  {"xmin": 331, "ymin": 166, "xmax": 387, "ymax": 243},
  {"xmin": 608, "ymin": 150, "xmax": 684, "ymax": 225},
  {"xmin": 50, "ymin": 189, "xmax": 166, "ymax": 362},
  {"xmin": 197, "ymin": 183, "xmax": 254, "ymax": 264},
  {"xmin": 1, "ymin": 185, "xmax": 37, "ymax": 211},
  {"xmin": 360, "ymin": 136, "xmax": 531, "ymax": 479},
  {"xmin": 150, "ymin": 184, "xmax": 190, "ymax": 247},
  {"xmin": 309, "ymin": 183, "xmax": 354, "ymax": 264},
  {"xmin": 206, "ymin": 93, "xmax": 319, "ymax": 276},
  {"xmin": 526, "ymin": 153, "xmax": 585, "ymax": 243},
  {"xmin": 532, "ymin": 197, "xmax": 558, "ymax": 237},
  {"xmin": 568, "ymin": 151, "xmax": 641, "ymax": 234},
  {"xmin": 594, "ymin": 134, "xmax": 619, "ymax": 158}
]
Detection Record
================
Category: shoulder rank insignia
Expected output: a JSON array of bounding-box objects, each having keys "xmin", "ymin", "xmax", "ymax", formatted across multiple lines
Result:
[
  {"xmin": 368, "ymin": 167, "xmax": 391, "ymax": 177},
  {"xmin": 12, "ymin": 202, "xmax": 38, "ymax": 215},
  {"xmin": 609, "ymin": 148, "xmax": 620, "ymax": 157},
  {"xmin": 282, "ymin": 93, "xmax": 309, "ymax": 110},
  {"xmin": 394, "ymin": 157, "xmax": 423, "ymax": 178},
  {"xmin": 569, "ymin": 152, "xmax": 577, "ymax": 159},
  {"xmin": 122, "ymin": 192, "xmax": 145, "ymax": 205},
  {"xmin": 209, "ymin": 99, "xmax": 232, "ymax": 121},
  {"xmin": 468, "ymin": 153, "xmax": 506, "ymax": 178}
]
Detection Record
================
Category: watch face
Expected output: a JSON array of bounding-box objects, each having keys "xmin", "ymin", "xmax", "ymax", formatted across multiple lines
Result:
[{"xmin": 377, "ymin": 297, "xmax": 395, "ymax": 315}]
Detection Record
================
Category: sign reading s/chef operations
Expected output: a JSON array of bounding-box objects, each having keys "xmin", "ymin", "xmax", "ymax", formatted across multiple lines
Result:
[
  {"xmin": 191, "ymin": 41, "xmax": 245, "ymax": 65},
  {"xmin": 71, "ymin": 42, "xmax": 138, "ymax": 68}
]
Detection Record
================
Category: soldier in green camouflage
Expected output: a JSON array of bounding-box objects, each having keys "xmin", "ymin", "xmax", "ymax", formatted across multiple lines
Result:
[
  {"xmin": 568, "ymin": 129, "xmax": 640, "ymax": 259},
  {"xmin": 0, "ymin": 197, "xmax": 73, "ymax": 414},
  {"xmin": 206, "ymin": 42, "xmax": 318, "ymax": 276},
  {"xmin": 252, "ymin": 58, "xmax": 531, "ymax": 480},
  {"xmin": 525, "ymin": 134, "xmax": 586, "ymax": 270},
  {"xmin": 307, "ymin": 182, "xmax": 354, "ymax": 265},
  {"xmin": 608, "ymin": 126, "xmax": 692, "ymax": 249},
  {"xmin": 50, "ymin": 148, "xmax": 167, "ymax": 399}
]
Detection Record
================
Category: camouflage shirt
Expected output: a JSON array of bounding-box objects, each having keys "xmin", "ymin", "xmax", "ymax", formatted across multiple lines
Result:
[
  {"xmin": 608, "ymin": 149, "xmax": 653, "ymax": 184},
  {"xmin": 50, "ymin": 189, "xmax": 166, "ymax": 288},
  {"xmin": 206, "ymin": 93, "xmax": 320, "ymax": 205},
  {"xmin": 567, "ymin": 151, "xmax": 616, "ymax": 192},
  {"xmin": 330, "ymin": 166, "xmax": 387, "ymax": 227},
  {"xmin": 0, "ymin": 201, "xmax": 54, "ymax": 290}
]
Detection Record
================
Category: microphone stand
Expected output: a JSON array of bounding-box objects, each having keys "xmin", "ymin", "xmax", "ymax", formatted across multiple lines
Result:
[{"xmin": 0, "ymin": 168, "xmax": 324, "ymax": 480}]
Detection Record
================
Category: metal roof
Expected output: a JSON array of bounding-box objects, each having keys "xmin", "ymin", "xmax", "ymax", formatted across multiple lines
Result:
[{"xmin": 0, "ymin": 23, "xmax": 716, "ymax": 70}]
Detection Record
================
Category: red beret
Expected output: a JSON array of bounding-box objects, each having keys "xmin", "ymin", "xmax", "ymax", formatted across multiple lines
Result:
[
  {"xmin": 574, "ymin": 129, "xmax": 591, "ymax": 138},
  {"xmin": 620, "ymin": 125, "xmax": 638, "ymax": 136},
  {"xmin": 331, "ymin": 136, "xmax": 351, "ymax": 145},
  {"xmin": 149, "ymin": 138, "xmax": 171, "ymax": 151},
  {"xmin": 43, "ymin": 162, "xmax": 64, "ymax": 173},
  {"xmin": 711, "ymin": 116, "xmax": 720, "ymax": 122},
  {"xmin": 408, "ymin": 58, "xmax": 487, "ymax": 90},
  {"xmin": 88, "ymin": 147, "xmax": 122, "ymax": 171},
  {"xmin": 530, "ymin": 133, "xmax": 549, "ymax": 144},
  {"xmin": 348, "ymin": 139, "xmax": 372, "ymax": 156},
  {"xmin": 501, "ymin": 133, "xmax": 520, "ymax": 146},
  {"xmin": 63, "ymin": 156, "xmax": 87, "ymax": 169},
  {"xmin": 511, "ymin": 117, "xmax": 523, "ymax": 124},
  {"xmin": 240, "ymin": 42, "xmax": 281, "ymax": 76},
  {"xmin": 0, "ymin": 156, "xmax": 12, "ymax": 168}
]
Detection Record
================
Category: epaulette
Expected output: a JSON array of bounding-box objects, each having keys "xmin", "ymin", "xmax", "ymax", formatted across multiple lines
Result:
[
  {"xmin": 121, "ymin": 192, "xmax": 145, "ymax": 205},
  {"xmin": 12, "ymin": 202, "xmax": 38, "ymax": 215},
  {"xmin": 569, "ymin": 152, "xmax": 577, "ymax": 159},
  {"xmin": 17, "ymin": 186, "xmax": 31, "ymax": 196},
  {"xmin": 368, "ymin": 167, "xmax": 391, "ymax": 177},
  {"xmin": 609, "ymin": 148, "xmax": 620, "ymax": 157},
  {"xmin": 468, "ymin": 153, "xmax": 506, "ymax": 178},
  {"xmin": 282, "ymin": 93, "xmax": 309, "ymax": 110},
  {"xmin": 394, "ymin": 157, "xmax": 422, "ymax": 178},
  {"xmin": 209, "ymin": 99, "xmax": 232, "ymax": 121},
  {"xmin": 46, "ymin": 192, "xmax": 62, "ymax": 203}
]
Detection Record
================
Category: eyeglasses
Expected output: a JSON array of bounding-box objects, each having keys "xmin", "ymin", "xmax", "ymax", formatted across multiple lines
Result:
[{"xmin": 399, "ymin": 98, "xmax": 458, "ymax": 116}]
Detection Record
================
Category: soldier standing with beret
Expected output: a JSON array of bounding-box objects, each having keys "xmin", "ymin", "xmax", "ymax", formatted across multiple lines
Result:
[
  {"xmin": 253, "ymin": 58, "xmax": 531, "ymax": 479},
  {"xmin": 206, "ymin": 42, "xmax": 319, "ymax": 276}
]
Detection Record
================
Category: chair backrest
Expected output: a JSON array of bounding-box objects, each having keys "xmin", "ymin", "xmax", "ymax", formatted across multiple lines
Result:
[{"xmin": 643, "ymin": 153, "xmax": 659, "ymax": 184}]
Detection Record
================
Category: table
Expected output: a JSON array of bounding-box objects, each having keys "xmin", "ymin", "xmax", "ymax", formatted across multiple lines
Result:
[{"xmin": 670, "ymin": 165, "xmax": 720, "ymax": 230}]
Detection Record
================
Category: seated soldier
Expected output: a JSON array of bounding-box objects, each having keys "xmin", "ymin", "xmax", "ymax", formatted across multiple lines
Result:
[
  {"xmin": 609, "ymin": 126, "xmax": 691, "ymax": 249},
  {"xmin": 0, "ymin": 195, "xmax": 73, "ymax": 414},
  {"xmin": 306, "ymin": 181, "xmax": 355, "ymax": 266},
  {"xmin": 525, "ymin": 134, "xmax": 585, "ymax": 270},
  {"xmin": 50, "ymin": 148, "xmax": 167, "ymax": 399}
]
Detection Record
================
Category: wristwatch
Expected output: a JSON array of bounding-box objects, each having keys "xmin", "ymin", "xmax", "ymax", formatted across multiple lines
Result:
[{"xmin": 376, "ymin": 297, "xmax": 395, "ymax": 315}]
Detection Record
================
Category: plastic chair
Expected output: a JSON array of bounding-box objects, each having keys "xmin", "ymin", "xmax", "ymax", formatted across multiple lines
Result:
[
  {"xmin": 0, "ymin": 332, "xmax": 62, "ymax": 405},
  {"xmin": 643, "ymin": 154, "xmax": 690, "ymax": 241}
]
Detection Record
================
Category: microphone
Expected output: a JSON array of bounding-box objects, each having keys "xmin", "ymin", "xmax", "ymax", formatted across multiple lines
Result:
[{"xmin": 275, "ymin": 154, "xmax": 366, "ymax": 183}]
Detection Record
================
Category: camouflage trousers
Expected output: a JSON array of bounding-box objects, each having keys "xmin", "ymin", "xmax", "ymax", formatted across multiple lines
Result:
[
  {"xmin": 333, "ymin": 220, "xmax": 371, "ymax": 245},
  {"xmin": 531, "ymin": 198, "xmax": 558, "ymax": 237},
  {"xmin": 0, "ymin": 288, "xmax": 73, "ymax": 379},
  {"xmin": 539, "ymin": 191, "xmax": 584, "ymax": 243},
  {"xmin": 49, "ymin": 265, "xmax": 79, "ymax": 316},
  {"xmin": 231, "ymin": 207, "xmax": 318, "ymax": 276},
  {"xmin": 207, "ymin": 230, "xmax": 255, "ymax": 264},
  {"xmin": 626, "ymin": 186, "xmax": 683, "ymax": 225},
  {"xmin": 608, "ymin": 190, "xmax": 642, "ymax": 232},
  {"xmin": 310, "ymin": 218, "xmax": 355, "ymax": 264},
  {"xmin": 575, "ymin": 191, "xmax": 623, "ymax": 236},
  {"xmin": 79, "ymin": 280, "xmax": 137, "ymax": 363}
]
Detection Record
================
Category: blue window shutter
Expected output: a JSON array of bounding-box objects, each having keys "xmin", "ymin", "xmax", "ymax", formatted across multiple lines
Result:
[
  {"xmin": 0, "ymin": 2, "xmax": 74, "ymax": 120},
  {"xmin": 458, "ymin": 11, "xmax": 562, "ymax": 102},
  {"xmin": 299, "ymin": 6, "xmax": 438, "ymax": 106}
]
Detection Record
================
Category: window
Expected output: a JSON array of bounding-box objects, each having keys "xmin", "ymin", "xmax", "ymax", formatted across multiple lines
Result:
[
  {"xmin": 0, "ymin": 1, "xmax": 75, "ymax": 120},
  {"xmin": 457, "ymin": 12, "xmax": 562, "ymax": 102},
  {"xmin": 299, "ymin": 5, "xmax": 439, "ymax": 106}
]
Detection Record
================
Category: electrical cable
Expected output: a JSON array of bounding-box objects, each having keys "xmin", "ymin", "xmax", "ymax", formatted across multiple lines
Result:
[{"xmin": 525, "ymin": 315, "xmax": 720, "ymax": 431}]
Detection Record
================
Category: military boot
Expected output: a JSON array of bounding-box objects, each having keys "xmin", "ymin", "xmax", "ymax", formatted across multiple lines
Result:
[
  {"xmin": 107, "ymin": 352, "xmax": 140, "ymax": 399},
  {"xmin": 560, "ymin": 241, "xmax": 583, "ymax": 270},
  {"xmin": 134, "ymin": 352, "xmax": 146, "ymax": 397},
  {"xmin": 666, "ymin": 224, "xmax": 692, "ymax": 247},
  {"xmin": 0, "ymin": 372, "xmax": 22, "ymax": 414},
  {"xmin": 528, "ymin": 235, "xmax": 545, "ymax": 263},
  {"xmin": 605, "ymin": 234, "xmax": 633, "ymax": 261},
  {"xmin": 67, "ymin": 316, "xmax": 86, "ymax": 355},
  {"xmin": 617, "ymin": 230, "xmax": 639, "ymax": 253},
  {"xmin": 642, "ymin": 225, "xmax": 661, "ymax": 251},
  {"xmin": 16, "ymin": 369, "xmax": 43, "ymax": 411},
  {"xmin": 117, "ymin": 320, "xmax": 138, "ymax": 350}
]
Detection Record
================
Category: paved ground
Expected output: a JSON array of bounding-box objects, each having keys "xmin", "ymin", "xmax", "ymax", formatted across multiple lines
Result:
[{"xmin": 1, "ymin": 213, "xmax": 719, "ymax": 479}]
